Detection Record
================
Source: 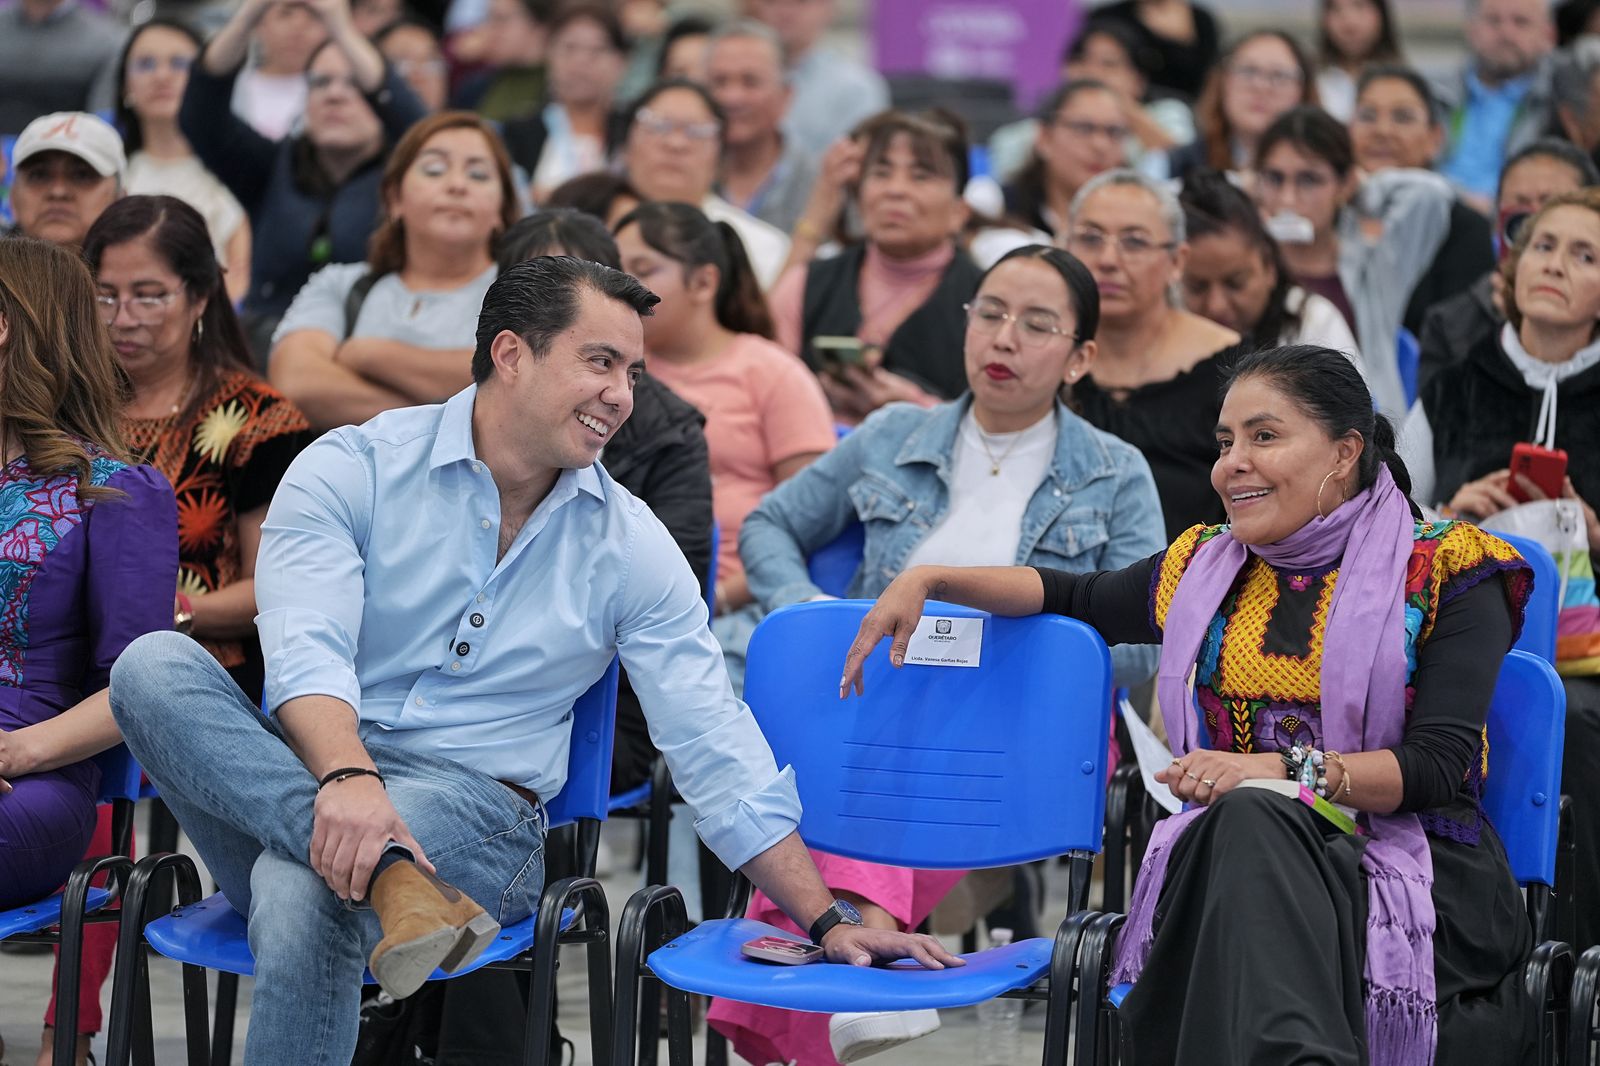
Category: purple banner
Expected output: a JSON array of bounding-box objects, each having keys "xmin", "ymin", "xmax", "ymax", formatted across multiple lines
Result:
[{"xmin": 873, "ymin": 0, "xmax": 1084, "ymax": 110}]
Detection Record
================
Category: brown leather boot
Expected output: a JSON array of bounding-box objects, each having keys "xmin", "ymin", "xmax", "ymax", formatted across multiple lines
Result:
[{"xmin": 367, "ymin": 862, "xmax": 500, "ymax": 999}]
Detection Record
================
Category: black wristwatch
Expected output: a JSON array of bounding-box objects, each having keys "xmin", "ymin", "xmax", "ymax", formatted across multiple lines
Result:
[{"xmin": 808, "ymin": 899, "xmax": 863, "ymax": 945}]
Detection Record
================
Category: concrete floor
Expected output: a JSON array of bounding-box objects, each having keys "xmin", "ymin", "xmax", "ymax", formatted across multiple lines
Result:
[{"xmin": 0, "ymin": 814, "xmax": 1076, "ymax": 1065}]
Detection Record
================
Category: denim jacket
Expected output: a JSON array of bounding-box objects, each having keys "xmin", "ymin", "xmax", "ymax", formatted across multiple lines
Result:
[{"xmin": 740, "ymin": 396, "xmax": 1166, "ymax": 686}]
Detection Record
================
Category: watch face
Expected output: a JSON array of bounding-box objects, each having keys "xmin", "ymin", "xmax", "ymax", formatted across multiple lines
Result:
[{"xmin": 837, "ymin": 900, "xmax": 863, "ymax": 924}]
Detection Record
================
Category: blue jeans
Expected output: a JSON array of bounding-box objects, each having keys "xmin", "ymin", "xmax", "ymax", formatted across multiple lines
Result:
[{"xmin": 109, "ymin": 632, "xmax": 547, "ymax": 1065}]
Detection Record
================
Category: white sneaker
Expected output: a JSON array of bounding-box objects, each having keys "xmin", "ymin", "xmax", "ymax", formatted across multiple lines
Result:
[{"xmin": 827, "ymin": 1009, "xmax": 941, "ymax": 1063}]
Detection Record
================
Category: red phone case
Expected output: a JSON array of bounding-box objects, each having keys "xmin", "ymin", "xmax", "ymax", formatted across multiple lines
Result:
[{"xmin": 1509, "ymin": 442, "xmax": 1568, "ymax": 504}]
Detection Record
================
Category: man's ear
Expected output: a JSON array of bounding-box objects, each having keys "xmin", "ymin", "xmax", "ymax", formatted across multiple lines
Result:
[{"xmin": 489, "ymin": 329, "xmax": 527, "ymax": 378}]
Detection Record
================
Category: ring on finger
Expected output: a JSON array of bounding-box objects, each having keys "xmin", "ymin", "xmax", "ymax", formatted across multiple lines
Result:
[
  {"xmin": 1184, "ymin": 771, "xmax": 1200, "ymax": 781},
  {"xmin": 1201, "ymin": 778, "xmax": 1216, "ymax": 788}
]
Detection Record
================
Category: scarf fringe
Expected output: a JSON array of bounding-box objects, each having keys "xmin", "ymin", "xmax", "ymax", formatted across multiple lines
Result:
[
  {"xmin": 1108, "ymin": 810, "xmax": 1202, "ymax": 987},
  {"xmin": 1365, "ymin": 986, "xmax": 1439, "ymax": 1066}
]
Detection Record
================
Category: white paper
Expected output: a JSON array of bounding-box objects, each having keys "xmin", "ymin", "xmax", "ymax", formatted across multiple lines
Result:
[
  {"xmin": 902, "ymin": 615, "xmax": 983, "ymax": 667},
  {"xmin": 1120, "ymin": 695, "xmax": 1183, "ymax": 814}
]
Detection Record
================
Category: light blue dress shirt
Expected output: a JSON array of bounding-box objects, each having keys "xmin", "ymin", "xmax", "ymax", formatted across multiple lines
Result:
[{"xmin": 255, "ymin": 386, "xmax": 802, "ymax": 870}]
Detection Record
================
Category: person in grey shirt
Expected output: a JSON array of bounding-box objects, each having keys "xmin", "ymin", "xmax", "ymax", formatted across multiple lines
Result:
[
  {"xmin": 749, "ymin": 0, "xmax": 890, "ymax": 160},
  {"xmin": 709, "ymin": 20, "xmax": 819, "ymax": 236},
  {"xmin": 0, "ymin": 0, "xmax": 122, "ymax": 136}
]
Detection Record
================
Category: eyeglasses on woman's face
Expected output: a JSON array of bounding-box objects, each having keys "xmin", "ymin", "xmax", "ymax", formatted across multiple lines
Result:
[
  {"xmin": 96, "ymin": 291, "xmax": 176, "ymax": 324},
  {"xmin": 964, "ymin": 299, "xmax": 1078, "ymax": 347},
  {"xmin": 633, "ymin": 107, "xmax": 721, "ymax": 143},
  {"xmin": 1064, "ymin": 228, "xmax": 1177, "ymax": 260}
]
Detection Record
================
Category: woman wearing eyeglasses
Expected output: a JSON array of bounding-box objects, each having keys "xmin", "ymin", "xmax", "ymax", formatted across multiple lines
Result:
[
  {"xmin": 619, "ymin": 78, "xmax": 790, "ymax": 288},
  {"xmin": 116, "ymin": 19, "xmax": 252, "ymax": 306},
  {"xmin": 1063, "ymin": 169, "xmax": 1242, "ymax": 541},
  {"xmin": 85, "ymin": 196, "xmax": 313, "ymax": 703},
  {"xmin": 1003, "ymin": 80, "xmax": 1131, "ymax": 240},
  {"xmin": 718, "ymin": 245, "xmax": 1163, "ymax": 1066},
  {"xmin": 1254, "ymin": 105, "xmax": 1454, "ymax": 419},
  {"xmin": 178, "ymin": 0, "xmax": 426, "ymax": 362}
]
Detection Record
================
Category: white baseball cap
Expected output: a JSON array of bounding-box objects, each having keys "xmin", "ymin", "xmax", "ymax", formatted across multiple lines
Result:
[{"xmin": 14, "ymin": 112, "xmax": 126, "ymax": 183}]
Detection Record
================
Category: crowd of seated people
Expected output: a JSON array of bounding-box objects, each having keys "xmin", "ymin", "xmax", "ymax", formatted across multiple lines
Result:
[{"xmin": 6, "ymin": 0, "xmax": 1600, "ymax": 1062}]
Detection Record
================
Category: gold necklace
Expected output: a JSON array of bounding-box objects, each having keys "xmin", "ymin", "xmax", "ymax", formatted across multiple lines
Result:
[{"xmin": 972, "ymin": 421, "xmax": 1024, "ymax": 476}]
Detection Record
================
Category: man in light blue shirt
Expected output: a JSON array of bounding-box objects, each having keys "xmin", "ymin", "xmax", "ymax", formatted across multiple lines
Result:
[
  {"xmin": 108, "ymin": 257, "xmax": 958, "ymax": 1065},
  {"xmin": 1435, "ymin": 0, "xmax": 1556, "ymax": 206}
]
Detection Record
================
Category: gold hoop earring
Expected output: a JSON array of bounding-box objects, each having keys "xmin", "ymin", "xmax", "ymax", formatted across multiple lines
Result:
[{"xmin": 1315, "ymin": 470, "xmax": 1344, "ymax": 520}]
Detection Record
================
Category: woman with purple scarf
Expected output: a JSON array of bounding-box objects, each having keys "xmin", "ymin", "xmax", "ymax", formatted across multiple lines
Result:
[{"xmin": 841, "ymin": 344, "xmax": 1537, "ymax": 1063}]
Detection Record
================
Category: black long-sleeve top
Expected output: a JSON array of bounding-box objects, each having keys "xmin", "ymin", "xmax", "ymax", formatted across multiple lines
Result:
[{"xmin": 1034, "ymin": 557, "xmax": 1515, "ymax": 814}]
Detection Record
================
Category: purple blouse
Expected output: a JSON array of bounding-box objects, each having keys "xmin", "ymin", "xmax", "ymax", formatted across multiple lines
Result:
[{"xmin": 0, "ymin": 453, "xmax": 177, "ymax": 795}]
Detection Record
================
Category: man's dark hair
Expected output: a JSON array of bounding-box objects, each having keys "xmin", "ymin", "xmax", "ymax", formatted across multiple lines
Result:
[
  {"xmin": 1499, "ymin": 137, "xmax": 1600, "ymax": 198},
  {"xmin": 472, "ymin": 256, "xmax": 658, "ymax": 383}
]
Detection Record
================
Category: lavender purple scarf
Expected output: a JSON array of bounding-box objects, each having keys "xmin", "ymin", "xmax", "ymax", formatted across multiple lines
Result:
[{"xmin": 1109, "ymin": 467, "xmax": 1438, "ymax": 1064}]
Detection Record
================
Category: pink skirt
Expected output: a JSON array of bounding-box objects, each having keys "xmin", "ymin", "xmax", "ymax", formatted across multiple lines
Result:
[{"xmin": 706, "ymin": 850, "xmax": 967, "ymax": 1066}]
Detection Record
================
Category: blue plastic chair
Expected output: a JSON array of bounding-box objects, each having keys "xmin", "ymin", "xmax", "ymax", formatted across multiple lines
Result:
[
  {"xmin": 106, "ymin": 658, "xmax": 623, "ymax": 1066},
  {"xmin": 0, "ymin": 744, "xmax": 143, "ymax": 1064},
  {"xmin": 1080, "ymin": 651, "xmax": 1573, "ymax": 1065},
  {"xmin": 1495, "ymin": 532, "xmax": 1561, "ymax": 665},
  {"xmin": 807, "ymin": 521, "xmax": 865, "ymax": 598},
  {"xmin": 1396, "ymin": 327, "xmax": 1421, "ymax": 410},
  {"xmin": 612, "ymin": 599, "xmax": 1114, "ymax": 1066}
]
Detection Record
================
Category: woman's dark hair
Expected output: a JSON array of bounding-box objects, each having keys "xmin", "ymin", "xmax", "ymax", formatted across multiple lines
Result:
[
  {"xmin": 1317, "ymin": 0, "xmax": 1403, "ymax": 67},
  {"xmin": 612, "ymin": 201, "xmax": 774, "ymax": 339},
  {"xmin": 857, "ymin": 107, "xmax": 970, "ymax": 193},
  {"xmin": 1226, "ymin": 344, "xmax": 1415, "ymax": 504},
  {"xmin": 983, "ymin": 244, "xmax": 1101, "ymax": 343},
  {"xmin": 1355, "ymin": 64, "xmax": 1438, "ymax": 124},
  {"xmin": 1180, "ymin": 170, "xmax": 1302, "ymax": 348},
  {"xmin": 550, "ymin": 1, "xmax": 627, "ymax": 55},
  {"xmin": 624, "ymin": 77, "xmax": 727, "ymax": 141},
  {"xmin": 656, "ymin": 15, "xmax": 716, "ymax": 77},
  {"xmin": 1558, "ymin": 0, "xmax": 1600, "ymax": 47},
  {"xmin": 1194, "ymin": 32, "xmax": 1318, "ymax": 172},
  {"xmin": 498, "ymin": 208, "xmax": 621, "ymax": 271},
  {"xmin": 1064, "ymin": 18, "xmax": 1151, "ymax": 85},
  {"xmin": 372, "ymin": 16, "xmax": 442, "ymax": 50},
  {"xmin": 1256, "ymin": 105, "xmax": 1355, "ymax": 178},
  {"xmin": 1008, "ymin": 80, "xmax": 1123, "ymax": 229},
  {"xmin": 115, "ymin": 18, "xmax": 205, "ymax": 157},
  {"xmin": 81, "ymin": 195, "xmax": 256, "ymax": 427},
  {"xmin": 545, "ymin": 171, "xmax": 641, "ymax": 222},
  {"xmin": 473, "ymin": 256, "xmax": 657, "ymax": 383}
]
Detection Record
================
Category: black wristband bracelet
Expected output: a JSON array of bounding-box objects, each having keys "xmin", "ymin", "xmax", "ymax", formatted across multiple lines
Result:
[{"xmin": 318, "ymin": 766, "xmax": 384, "ymax": 789}]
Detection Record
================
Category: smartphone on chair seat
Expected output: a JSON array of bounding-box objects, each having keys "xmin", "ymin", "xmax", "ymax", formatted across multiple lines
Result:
[{"xmin": 741, "ymin": 935, "xmax": 825, "ymax": 965}]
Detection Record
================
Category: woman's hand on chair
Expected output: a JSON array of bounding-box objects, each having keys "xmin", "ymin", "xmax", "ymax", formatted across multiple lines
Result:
[
  {"xmin": 840, "ymin": 568, "xmax": 938, "ymax": 697},
  {"xmin": 1156, "ymin": 751, "xmax": 1282, "ymax": 806}
]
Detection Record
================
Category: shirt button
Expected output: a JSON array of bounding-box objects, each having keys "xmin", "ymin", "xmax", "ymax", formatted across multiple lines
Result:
[
  {"xmin": 470, "ymin": 613, "xmax": 485, "ymax": 627},
  {"xmin": 480, "ymin": 519, "xmax": 491, "ymax": 529},
  {"xmin": 414, "ymin": 696, "xmax": 424, "ymax": 707},
  {"xmin": 1054, "ymin": 488, "xmax": 1063, "ymax": 497},
  {"xmin": 455, "ymin": 641, "xmax": 471, "ymax": 656},
  {"xmin": 450, "ymin": 661, "xmax": 462, "ymax": 671},
  {"xmin": 472, "ymin": 462, "xmax": 483, "ymax": 473},
  {"xmin": 476, "ymin": 593, "xmax": 486, "ymax": 604}
]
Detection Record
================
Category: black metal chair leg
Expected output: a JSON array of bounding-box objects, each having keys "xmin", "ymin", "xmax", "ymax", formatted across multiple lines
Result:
[
  {"xmin": 705, "ymin": 1026, "xmax": 730, "ymax": 1066},
  {"xmin": 645, "ymin": 760, "xmax": 673, "ymax": 891},
  {"xmin": 1569, "ymin": 945, "xmax": 1600, "ymax": 1066},
  {"xmin": 106, "ymin": 854, "xmax": 207, "ymax": 1066},
  {"xmin": 1103, "ymin": 766, "xmax": 1136, "ymax": 912},
  {"xmin": 1041, "ymin": 910, "xmax": 1098, "ymax": 1065},
  {"xmin": 210, "ymin": 972, "xmax": 238, "ymax": 1066},
  {"xmin": 611, "ymin": 886, "xmax": 686, "ymax": 1066},
  {"xmin": 526, "ymin": 876, "xmax": 611, "ymax": 1066},
  {"xmin": 54, "ymin": 855, "xmax": 134, "ymax": 1066}
]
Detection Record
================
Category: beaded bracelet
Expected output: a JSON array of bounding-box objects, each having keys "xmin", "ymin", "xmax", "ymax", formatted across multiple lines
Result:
[{"xmin": 1281, "ymin": 743, "xmax": 1329, "ymax": 797}]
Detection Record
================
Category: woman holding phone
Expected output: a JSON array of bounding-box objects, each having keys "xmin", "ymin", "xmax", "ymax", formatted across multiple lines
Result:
[{"xmin": 1401, "ymin": 188, "xmax": 1600, "ymax": 955}]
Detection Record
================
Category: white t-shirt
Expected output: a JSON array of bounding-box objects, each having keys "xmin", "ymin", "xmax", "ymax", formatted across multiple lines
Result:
[
  {"xmin": 902, "ymin": 408, "xmax": 1057, "ymax": 571},
  {"xmin": 125, "ymin": 152, "xmax": 247, "ymax": 260},
  {"xmin": 272, "ymin": 262, "xmax": 498, "ymax": 348},
  {"xmin": 1281, "ymin": 286, "xmax": 1363, "ymax": 369},
  {"xmin": 232, "ymin": 68, "xmax": 308, "ymax": 141}
]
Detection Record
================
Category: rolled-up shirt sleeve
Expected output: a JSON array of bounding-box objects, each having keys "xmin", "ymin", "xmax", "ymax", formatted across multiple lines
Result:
[
  {"xmin": 615, "ymin": 507, "xmax": 802, "ymax": 871},
  {"xmin": 255, "ymin": 431, "xmax": 372, "ymax": 717}
]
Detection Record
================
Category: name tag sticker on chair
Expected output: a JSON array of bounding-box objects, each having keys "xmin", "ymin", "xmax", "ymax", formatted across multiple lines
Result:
[{"xmin": 903, "ymin": 616, "xmax": 983, "ymax": 667}]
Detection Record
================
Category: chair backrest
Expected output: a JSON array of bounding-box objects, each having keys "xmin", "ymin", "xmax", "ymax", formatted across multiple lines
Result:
[
  {"xmin": 744, "ymin": 599, "xmax": 1112, "ymax": 868},
  {"xmin": 807, "ymin": 521, "xmax": 865, "ymax": 598},
  {"xmin": 706, "ymin": 523, "xmax": 720, "ymax": 611},
  {"xmin": 1494, "ymin": 532, "xmax": 1560, "ymax": 664},
  {"xmin": 1396, "ymin": 327, "xmax": 1420, "ymax": 409},
  {"xmin": 93, "ymin": 744, "xmax": 143, "ymax": 806},
  {"xmin": 545, "ymin": 656, "xmax": 620, "ymax": 828},
  {"xmin": 1483, "ymin": 650, "xmax": 1566, "ymax": 888}
]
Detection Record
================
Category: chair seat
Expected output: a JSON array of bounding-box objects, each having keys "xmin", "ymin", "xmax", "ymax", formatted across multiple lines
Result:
[
  {"xmin": 0, "ymin": 887, "xmax": 114, "ymax": 939},
  {"xmin": 144, "ymin": 892, "xmax": 571, "ymax": 982},
  {"xmin": 644, "ymin": 918, "xmax": 1052, "ymax": 1013},
  {"xmin": 609, "ymin": 780, "xmax": 652, "ymax": 812}
]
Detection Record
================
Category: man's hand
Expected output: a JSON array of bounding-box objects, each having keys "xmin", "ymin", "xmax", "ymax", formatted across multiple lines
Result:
[
  {"xmin": 310, "ymin": 774, "xmax": 433, "ymax": 901},
  {"xmin": 820, "ymin": 924, "xmax": 965, "ymax": 970}
]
